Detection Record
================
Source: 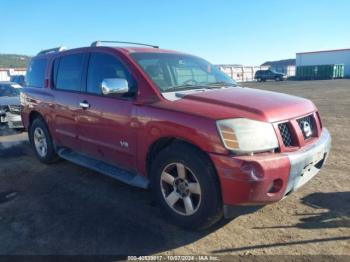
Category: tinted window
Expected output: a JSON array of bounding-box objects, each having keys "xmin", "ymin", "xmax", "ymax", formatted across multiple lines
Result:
[
  {"xmin": 52, "ymin": 58, "xmax": 60, "ymax": 88},
  {"xmin": 87, "ymin": 52, "xmax": 136, "ymax": 96},
  {"xmin": 56, "ymin": 53, "xmax": 85, "ymax": 91},
  {"xmin": 26, "ymin": 59, "xmax": 47, "ymax": 88}
]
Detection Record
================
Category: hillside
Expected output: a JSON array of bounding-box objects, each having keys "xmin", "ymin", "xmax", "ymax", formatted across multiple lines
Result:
[
  {"xmin": 0, "ymin": 54, "xmax": 31, "ymax": 68},
  {"xmin": 261, "ymin": 59, "xmax": 295, "ymax": 67}
]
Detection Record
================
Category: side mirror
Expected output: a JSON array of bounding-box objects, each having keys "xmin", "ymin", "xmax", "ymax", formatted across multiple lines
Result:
[{"xmin": 101, "ymin": 78, "xmax": 129, "ymax": 95}]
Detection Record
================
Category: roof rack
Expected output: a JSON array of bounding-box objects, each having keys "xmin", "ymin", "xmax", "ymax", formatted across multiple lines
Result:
[
  {"xmin": 91, "ymin": 40, "xmax": 159, "ymax": 49},
  {"xmin": 37, "ymin": 46, "xmax": 67, "ymax": 56}
]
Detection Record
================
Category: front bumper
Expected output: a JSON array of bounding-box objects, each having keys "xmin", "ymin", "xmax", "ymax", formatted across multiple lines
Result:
[
  {"xmin": 5, "ymin": 112, "xmax": 24, "ymax": 129},
  {"xmin": 210, "ymin": 128, "xmax": 331, "ymax": 215},
  {"xmin": 285, "ymin": 128, "xmax": 331, "ymax": 194}
]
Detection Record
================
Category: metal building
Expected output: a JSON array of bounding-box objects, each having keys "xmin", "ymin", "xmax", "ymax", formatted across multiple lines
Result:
[{"xmin": 296, "ymin": 48, "xmax": 350, "ymax": 77}]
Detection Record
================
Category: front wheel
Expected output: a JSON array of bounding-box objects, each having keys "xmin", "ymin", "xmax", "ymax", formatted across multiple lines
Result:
[
  {"xmin": 150, "ymin": 142, "xmax": 223, "ymax": 230},
  {"xmin": 29, "ymin": 118, "xmax": 59, "ymax": 164}
]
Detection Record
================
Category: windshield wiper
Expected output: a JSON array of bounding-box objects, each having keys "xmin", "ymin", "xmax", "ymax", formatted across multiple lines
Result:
[
  {"xmin": 162, "ymin": 82, "xmax": 237, "ymax": 93},
  {"xmin": 204, "ymin": 81, "xmax": 237, "ymax": 87},
  {"xmin": 163, "ymin": 84, "xmax": 211, "ymax": 93}
]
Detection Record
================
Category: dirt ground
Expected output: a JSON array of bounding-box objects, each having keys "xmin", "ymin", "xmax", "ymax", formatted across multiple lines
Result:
[{"xmin": 0, "ymin": 80, "xmax": 349, "ymax": 257}]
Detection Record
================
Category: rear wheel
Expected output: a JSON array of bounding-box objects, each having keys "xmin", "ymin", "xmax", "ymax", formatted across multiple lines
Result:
[
  {"xmin": 150, "ymin": 142, "xmax": 223, "ymax": 230},
  {"xmin": 29, "ymin": 118, "xmax": 59, "ymax": 164},
  {"xmin": 257, "ymin": 77, "xmax": 262, "ymax": 82}
]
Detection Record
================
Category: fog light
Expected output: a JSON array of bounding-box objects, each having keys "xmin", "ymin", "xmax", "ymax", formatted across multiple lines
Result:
[
  {"xmin": 241, "ymin": 163, "xmax": 264, "ymax": 180},
  {"xmin": 268, "ymin": 179, "xmax": 283, "ymax": 193}
]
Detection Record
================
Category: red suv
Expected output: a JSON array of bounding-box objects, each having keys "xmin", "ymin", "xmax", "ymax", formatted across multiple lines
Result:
[{"xmin": 21, "ymin": 41, "xmax": 331, "ymax": 230}]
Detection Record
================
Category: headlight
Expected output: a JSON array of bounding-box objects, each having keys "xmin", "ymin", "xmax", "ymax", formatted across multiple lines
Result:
[
  {"xmin": 0, "ymin": 106, "xmax": 7, "ymax": 115},
  {"xmin": 216, "ymin": 118, "xmax": 279, "ymax": 154}
]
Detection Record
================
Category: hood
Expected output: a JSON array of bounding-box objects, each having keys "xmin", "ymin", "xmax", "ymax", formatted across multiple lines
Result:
[
  {"xmin": 0, "ymin": 96, "xmax": 20, "ymax": 106},
  {"xmin": 155, "ymin": 87, "xmax": 316, "ymax": 123}
]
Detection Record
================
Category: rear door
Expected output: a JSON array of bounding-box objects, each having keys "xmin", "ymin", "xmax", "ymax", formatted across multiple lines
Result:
[
  {"xmin": 76, "ymin": 51, "xmax": 138, "ymax": 170},
  {"xmin": 51, "ymin": 52, "xmax": 87, "ymax": 151}
]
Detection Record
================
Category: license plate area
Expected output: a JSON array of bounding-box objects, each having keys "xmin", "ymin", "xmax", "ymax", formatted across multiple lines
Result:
[{"xmin": 295, "ymin": 151, "xmax": 326, "ymax": 189}]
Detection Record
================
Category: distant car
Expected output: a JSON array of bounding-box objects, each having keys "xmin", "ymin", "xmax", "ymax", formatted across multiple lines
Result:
[
  {"xmin": 255, "ymin": 69, "xmax": 285, "ymax": 82},
  {"xmin": 0, "ymin": 82, "xmax": 23, "ymax": 129},
  {"xmin": 10, "ymin": 75, "xmax": 26, "ymax": 86}
]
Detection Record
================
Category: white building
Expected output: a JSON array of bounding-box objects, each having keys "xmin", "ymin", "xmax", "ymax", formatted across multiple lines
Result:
[
  {"xmin": 296, "ymin": 48, "xmax": 350, "ymax": 77},
  {"xmin": 0, "ymin": 68, "xmax": 26, "ymax": 81}
]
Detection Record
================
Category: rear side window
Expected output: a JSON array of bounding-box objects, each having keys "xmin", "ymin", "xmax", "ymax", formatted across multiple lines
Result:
[
  {"xmin": 56, "ymin": 53, "xmax": 85, "ymax": 92},
  {"xmin": 26, "ymin": 59, "xmax": 47, "ymax": 88}
]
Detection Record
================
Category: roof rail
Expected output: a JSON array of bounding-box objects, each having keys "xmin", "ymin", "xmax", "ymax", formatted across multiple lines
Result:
[
  {"xmin": 91, "ymin": 40, "xmax": 159, "ymax": 49},
  {"xmin": 37, "ymin": 46, "xmax": 67, "ymax": 56}
]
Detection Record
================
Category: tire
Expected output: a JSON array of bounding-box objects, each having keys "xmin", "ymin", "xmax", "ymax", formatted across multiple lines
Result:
[
  {"xmin": 29, "ymin": 117, "xmax": 59, "ymax": 164},
  {"xmin": 275, "ymin": 76, "xmax": 281, "ymax": 81},
  {"xmin": 257, "ymin": 77, "xmax": 262, "ymax": 82},
  {"xmin": 150, "ymin": 142, "xmax": 223, "ymax": 230}
]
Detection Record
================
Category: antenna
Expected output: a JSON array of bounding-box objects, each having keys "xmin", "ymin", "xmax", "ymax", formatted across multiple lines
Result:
[{"xmin": 91, "ymin": 40, "xmax": 159, "ymax": 49}]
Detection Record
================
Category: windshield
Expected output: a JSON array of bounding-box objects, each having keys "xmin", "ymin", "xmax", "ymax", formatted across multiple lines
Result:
[
  {"xmin": 131, "ymin": 53, "xmax": 236, "ymax": 92},
  {"xmin": 0, "ymin": 85, "xmax": 21, "ymax": 97}
]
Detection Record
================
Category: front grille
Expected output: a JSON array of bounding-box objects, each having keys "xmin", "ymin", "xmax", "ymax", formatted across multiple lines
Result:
[
  {"xmin": 297, "ymin": 115, "xmax": 314, "ymax": 139},
  {"xmin": 278, "ymin": 123, "xmax": 293, "ymax": 147}
]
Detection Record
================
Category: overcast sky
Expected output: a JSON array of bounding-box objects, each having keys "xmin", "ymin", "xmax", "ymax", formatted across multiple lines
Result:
[{"xmin": 1, "ymin": 0, "xmax": 349, "ymax": 65}]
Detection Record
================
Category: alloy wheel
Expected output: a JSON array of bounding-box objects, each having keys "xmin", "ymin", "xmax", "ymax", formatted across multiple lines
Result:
[
  {"xmin": 33, "ymin": 127, "xmax": 48, "ymax": 157},
  {"xmin": 160, "ymin": 162, "xmax": 202, "ymax": 216}
]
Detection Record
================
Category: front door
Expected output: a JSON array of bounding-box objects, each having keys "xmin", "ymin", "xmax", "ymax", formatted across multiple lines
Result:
[{"xmin": 76, "ymin": 51, "xmax": 138, "ymax": 170}]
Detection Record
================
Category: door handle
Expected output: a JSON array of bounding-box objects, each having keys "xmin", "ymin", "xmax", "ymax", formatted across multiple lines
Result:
[{"xmin": 79, "ymin": 101, "xmax": 90, "ymax": 109}]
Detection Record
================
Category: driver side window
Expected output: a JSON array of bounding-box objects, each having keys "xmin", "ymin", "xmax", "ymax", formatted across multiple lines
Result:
[{"xmin": 87, "ymin": 52, "xmax": 136, "ymax": 97}]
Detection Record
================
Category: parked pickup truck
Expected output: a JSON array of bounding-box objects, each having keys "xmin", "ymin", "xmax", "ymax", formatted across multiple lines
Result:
[{"xmin": 21, "ymin": 41, "xmax": 331, "ymax": 230}]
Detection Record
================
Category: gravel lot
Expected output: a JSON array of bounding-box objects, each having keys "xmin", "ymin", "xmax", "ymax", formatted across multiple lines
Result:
[{"xmin": 0, "ymin": 80, "xmax": 349, "ymax": 257}]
